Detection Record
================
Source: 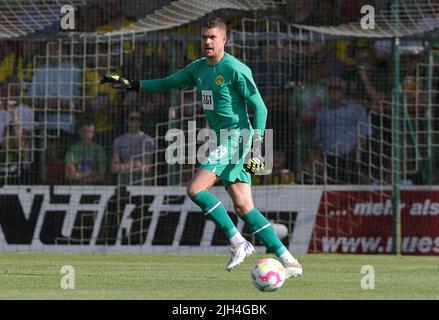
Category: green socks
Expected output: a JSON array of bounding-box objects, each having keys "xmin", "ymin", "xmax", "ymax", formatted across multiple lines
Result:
[
  {"xmin": 191, "ymin": 191, "xmax": 288, "ymax": 256},
  {"xmin": 191, "ymin": 190, "xmax": 238, "ymax": 239},
  {"xmin": 242, "ymin": 208, "xmax": 287, "ymax": 257}
]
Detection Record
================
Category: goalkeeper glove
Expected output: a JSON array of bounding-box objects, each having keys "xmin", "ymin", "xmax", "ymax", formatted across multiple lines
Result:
[
  {"xmin": 244, "ymin": 134, "xmax": 265, "ymax": 174},
  {"xmin": 100, "ymin": 74, "xmax": 140, "ymax": 91}
]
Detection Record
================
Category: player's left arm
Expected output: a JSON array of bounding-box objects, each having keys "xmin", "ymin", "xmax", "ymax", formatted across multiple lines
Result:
[
  {"xmin": 100, "ymin": 60, "xmax": 198, "ymax": 93},
  {"xmin": 234, "ymin": 69, "xmax": 268, "ymax": 174}
]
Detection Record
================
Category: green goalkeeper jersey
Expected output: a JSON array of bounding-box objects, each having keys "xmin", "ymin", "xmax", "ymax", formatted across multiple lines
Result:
[{"xmin": 140, "ymin": 53, "xmax": 267, "ymax": 136}]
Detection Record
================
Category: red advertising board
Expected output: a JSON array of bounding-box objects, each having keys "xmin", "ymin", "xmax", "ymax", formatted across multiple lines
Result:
[{"xmin": 310, "ymin": 190, "xmax": 439, "ymax": 255}]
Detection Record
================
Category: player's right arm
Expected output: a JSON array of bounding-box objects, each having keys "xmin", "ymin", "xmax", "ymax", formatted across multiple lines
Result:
[{"xmin": 100, "ymin": 60, "xmax": 198, "ymax": 93}]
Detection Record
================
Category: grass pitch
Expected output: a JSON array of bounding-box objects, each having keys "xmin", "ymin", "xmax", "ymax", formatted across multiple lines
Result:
[{"xmin": 0, "ymin": 253, "xmax": 438, "ymax": 300}]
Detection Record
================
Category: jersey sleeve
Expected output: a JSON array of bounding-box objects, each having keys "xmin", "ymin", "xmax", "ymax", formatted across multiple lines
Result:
[
  {"xmin": 64, "ymin": 146, "xmax": 76, "ymax": 165},
  {"xmin": 140, "ymin": 60, "xmax": 198, "ymax": 93},
  {"xmin": 233, "ymin": 68, "xmax": 268, "ymax": 137}
]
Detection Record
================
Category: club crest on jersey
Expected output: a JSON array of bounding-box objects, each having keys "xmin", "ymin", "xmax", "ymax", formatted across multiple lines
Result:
[{"xmin": 215, "ymin": 75, "xmax": 224, "ymax": 86}]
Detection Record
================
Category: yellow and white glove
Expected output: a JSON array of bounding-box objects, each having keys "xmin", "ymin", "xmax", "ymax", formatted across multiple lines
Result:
[
  {"xmin": 244, "ymin": 134, "xmax": 265, "ymax": 174},
  {"xmin": 100, "ymin": 73, "xmax": 140, "ymax": 91}
]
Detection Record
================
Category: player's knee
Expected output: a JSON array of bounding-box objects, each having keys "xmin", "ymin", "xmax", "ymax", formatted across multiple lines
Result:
[
  {"xmin": 234, "ymin": 202, "xmax": 253, "ymax": 217},
  {"xmin": 186, "ymin": 184, "xmax": 201, "ymax": 198}
]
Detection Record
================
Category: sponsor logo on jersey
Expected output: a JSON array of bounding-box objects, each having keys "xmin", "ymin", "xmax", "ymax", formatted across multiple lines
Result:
[{"xmin": 215, "ymin": 75, "xmax": 224, "ymax": 86}]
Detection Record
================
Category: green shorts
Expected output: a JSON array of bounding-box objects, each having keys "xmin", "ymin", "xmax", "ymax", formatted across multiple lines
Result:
[{"xmin": 200, "ymin": 128, "xmax": 253, "ymax": 190}]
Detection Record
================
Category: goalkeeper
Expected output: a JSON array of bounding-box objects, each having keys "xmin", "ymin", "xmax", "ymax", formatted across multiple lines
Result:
[{"xmin": 101, "ymin": 17, "xmax": 302, "ymax": 278}]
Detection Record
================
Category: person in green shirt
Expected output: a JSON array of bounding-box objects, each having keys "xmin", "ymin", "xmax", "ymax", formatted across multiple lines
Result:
[
  {"xmin": 101, "ymin": 17, "xmax": 302, "ymax": 278},
  {"xmin": 65, "ymin": 118, "xmax": 107, "ymax": 185}
]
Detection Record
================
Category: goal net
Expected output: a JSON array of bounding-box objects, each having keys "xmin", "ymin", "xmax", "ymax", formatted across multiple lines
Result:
[{"xmin": 1, "ymin": 0, "xmax": 439, "ymax": 255}]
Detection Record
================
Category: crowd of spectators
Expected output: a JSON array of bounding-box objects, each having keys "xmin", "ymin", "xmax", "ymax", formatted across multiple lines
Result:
[{"xmin": 0, "ymin": 0, "xmax": 437, "ymax": 186}]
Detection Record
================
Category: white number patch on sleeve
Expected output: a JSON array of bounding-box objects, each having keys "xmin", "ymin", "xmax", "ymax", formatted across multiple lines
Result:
[{"xmin": 201, "ymin": 90, "xmax": 214, "ymax": 110}]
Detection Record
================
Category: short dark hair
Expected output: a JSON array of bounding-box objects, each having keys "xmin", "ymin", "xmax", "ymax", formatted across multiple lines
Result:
[
  {"xmin": 202, "ymin": 16, "xmax": 227, "ymax": 33},
  {"xmin": 77, "ymin": 116, "xmax": 95, "ymax": 132}
]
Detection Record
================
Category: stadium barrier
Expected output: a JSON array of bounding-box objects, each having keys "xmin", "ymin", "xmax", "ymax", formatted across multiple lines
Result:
[{"xmin": 1, "ymin": 185, "xmax": 439, "ymax": 255}]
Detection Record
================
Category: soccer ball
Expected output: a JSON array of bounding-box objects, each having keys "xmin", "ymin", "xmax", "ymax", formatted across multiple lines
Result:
[{"xmin": 251, "ymin": 258, "xmax": 286, "ymax": 292}]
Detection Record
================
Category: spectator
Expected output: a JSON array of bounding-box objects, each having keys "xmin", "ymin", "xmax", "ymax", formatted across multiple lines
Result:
[
  {"xmin": 112, "ymin": 110, "xmax": 154, "ymax": 185},
  {"xmin": 288, "ymin": 61, "xmax": 328, "ymax": 130},
  {"xmin": 0, "ymin": 79, "xmax": 34, "ymax": 146},
  {"xmin": 29, "ymin": 44, "xmax": 81, "ymax": 100},
  {"xmin": 65, "ymin": 118, "xmax": 107, "ymax": 185},
  {"xmin": 346, "ymin": 44, "xmax": 389, "ymax": 112},
  {"xmin": 314, "ymin": 76, "xmax": 371, "ymax": 184},
  {"xmin": 41, "ymin": 136, "xmax": 66, "ymax": 185},
  {"xmin": 0, "ymin": 41, "xmax": 19, "ymax": 83},
  {"xmin": 0, "ymin": 41, "xmax": 40, "ymax": 84},
  {"xmin": 0, "ymin": 76, "xmax": 36, "ymax": 184},
  {"xmin": 29, "ymin": 43, "xmax": 81, "ymax": 134},
  {"xmin": 0, "ymin": 102, "xmax": 24, "ymax": 184}
]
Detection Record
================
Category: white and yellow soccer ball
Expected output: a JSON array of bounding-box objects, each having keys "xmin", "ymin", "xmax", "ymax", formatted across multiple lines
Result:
[{"xmin": 251, "ymin": 258, "xmax": 286, "ymax": 292}]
